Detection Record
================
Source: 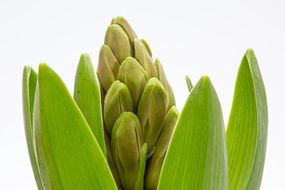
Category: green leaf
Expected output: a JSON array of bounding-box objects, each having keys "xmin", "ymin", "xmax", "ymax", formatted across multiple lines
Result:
[
  {"xmin": 33, "ymin": 64, "xmax": 117, "ymax": 190},
  {"xmin": 22, "ymin": 66, "xmax": 44, "ymax": 190},
  {"xmin": 74, "ymin": 54, "xmax": 106, "ymax": 156},
  {"xmin": 185, "ymin": 75, "xmax": 193, "ymax": 92},
  {"xmin": 158, "ymin": 76, "xmax": 228, "ymax": 190},
  {"xmin": 226, "ymin": 49, "xmax": 268, "ymax": 190},
  {"xmin": 135, "ymin": 143, "xmax": 148, "ymax": 190}
]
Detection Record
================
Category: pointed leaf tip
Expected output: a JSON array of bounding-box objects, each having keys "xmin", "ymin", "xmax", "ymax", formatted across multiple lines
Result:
[
  {"xmin": 74, "ymin": 54, "xmax": 106, "ymax": 156},
  {"xmin": 185, "ymin": 75, "xmax": 193, "ymax": 92},
  {"xmin": 227, "ymin": 49, "xmax": 267, "ymax": 190},
  {"xmin": 158, "ymin": 76, "xmax": 227, "ymax": 190},
  {"xmin": 34, "ymin": 63, "xmax": 117, "ymax": 190},
  {"xmin": 22, "ymin": 66, "xmax": 44, "ymax": 190}
]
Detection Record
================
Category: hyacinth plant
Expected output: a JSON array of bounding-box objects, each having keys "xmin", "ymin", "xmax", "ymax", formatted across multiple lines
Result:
[{"xmin": 22, "ymin": 17, "xmax": 268, "ymax": 190}]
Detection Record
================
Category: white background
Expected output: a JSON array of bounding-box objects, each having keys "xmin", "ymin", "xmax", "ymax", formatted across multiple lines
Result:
[{"xmin": 0, "ymin": 0, "xmax": 284, "ymax": 189}]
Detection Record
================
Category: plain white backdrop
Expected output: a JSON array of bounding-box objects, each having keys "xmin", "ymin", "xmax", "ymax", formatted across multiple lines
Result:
[{"xmin": 0, "ymin": 0, "xmax": 284, "ymax": 189}]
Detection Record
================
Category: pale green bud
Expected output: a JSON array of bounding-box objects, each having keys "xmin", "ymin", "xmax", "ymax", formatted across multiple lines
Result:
[
  {"xmin": 145, "ymin": 106, "xmax": 179, "ymax": 190},
  {"xmin": 118, "ymin": 57, "xmax": 148, "ymax": 110},
  {"xmin": 97, "ymin": 45, "xmax": 120, "ymax": 92},
  {"xmin": 137, "ymin": 78, "xmax": 168, "ymax": 153},
  {"xmin": 140, "ymin": 39, "xmax": 152, "ymax": 57},
  {"xmin": 104, "ymin": 81, "xmax": 133, "ymax": 133},
  {"xmin": 104, "ymin": 24, "xmax": 132, "ymax": 63},
  {"xmin": 155, "ymin": 59, "xmax": 176, "ymax": 109},
  {"xmin": 134, "ymin": 39, "xmax": 157, "ymax": 78},
  {"xmin": 111, "ymin": 112, "xmax": 144, "ymax": 190},
  {"xmin": 111, "ymin": 16, "xmax": 137, "ymax": 47}
]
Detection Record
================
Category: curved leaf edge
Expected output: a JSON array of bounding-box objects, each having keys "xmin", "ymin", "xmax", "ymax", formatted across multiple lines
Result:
[
  {"xmin": 22, "ymin": 66, "xmax": 44, "ymax": 190},
  {"xmin": 158, "ymin": 76, "xmax": 228, "ymax": 190}
]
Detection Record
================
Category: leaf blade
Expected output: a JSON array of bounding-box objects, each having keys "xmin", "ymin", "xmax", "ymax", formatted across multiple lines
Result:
[
  {"xmin": 226, "ymin": 49, "xmax": 268, "ymax": 190},
  {"xmin": 34, "ymin": 64, "xmax": 117, "ymax": 190},
  {"xmin": 135, "ymin": 143, "xmax": 148, "ymax": 190},
  {"xmin": 185, "ymin": 75, "xmax": 193, "ymax": 92},
  {"xmin": 22, "ymin": 66, "xmax": 44, "ymax": 189},
  {"xmin": 158, "ymin": 76, "xmax": 228, "ymax": 190},
  {"xmin": 74, "ymin": 54, "xmax": 106, "ymax": 155}
]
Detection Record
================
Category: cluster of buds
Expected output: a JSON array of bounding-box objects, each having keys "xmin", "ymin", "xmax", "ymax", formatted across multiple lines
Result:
[{"xmin": 97, "ymin": 17, "xmax": 179, "ymax": 190}]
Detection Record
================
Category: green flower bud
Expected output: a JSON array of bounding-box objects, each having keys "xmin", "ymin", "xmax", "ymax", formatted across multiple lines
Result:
[
  {"xmin": 111, "ymin": 16, "xmax": 137, "ymax": 47},
  {"xmin": 140, "ymin": 39, "xmax": 152, "ymax": 57},
  {"xmin": 137, "ymin": 78, "xmax": 168, "ymax": 153},
  {"xmin": 104, "ymin": 81, "xmax": 133, "ymax": 133},
  {"xmin": 97, "ymin": 17, "xmax": 178, "ymax": 190},
  {"xmin": 105, "ymin": 24, "xmax": 132, "ymax": 63},
  {"xmin": 145, "ymin": 106, "xmax": 179, "ymax": 190},
  {"xmin": 97, "ymin": 45, "xmax": 120, "ymax": 92},
  {"xmin": 118, "ymin": 57, "xmax": 148, "ymax": 110},
  {"xmin": 155, "ymin": 59, "xmax": 176, "ymax": 109},
  {"xmin": 111, "ymin": 112, "xmax": 144, "ymax": 190},
  {"xmin": 134, "ymin": 39, "xmax": 157, "ymax": 78}
]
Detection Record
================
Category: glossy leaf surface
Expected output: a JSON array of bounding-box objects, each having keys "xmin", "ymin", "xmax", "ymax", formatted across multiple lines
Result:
[
  {"xmin": 74, "ymin": 54, "xmax": 106, "ymax": 155},
  {"xmin": 22, "ymin": 66, "xmax": 44, "ymax": 189},
  {"xmin": 33, "ymin": 64, "xmax": 116, "ymax": 190},
  {"xmin": 227, "ymin": 49, "xmax": 268, "ymax": 190},
  {"xmin": 158, "ymin": 76, "xmax": 228, "ymax": 190}
]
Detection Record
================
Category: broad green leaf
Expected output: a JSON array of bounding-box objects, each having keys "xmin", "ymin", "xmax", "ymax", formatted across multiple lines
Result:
[
  {"xmin": 33, "ymin": 64, "xmax": 117, "ymax": 190},
  {"xmin": 74, "ymin": 54, "xmax": 106, "ymax": 155},
  {"xmin": 158, "ymin": 76, "xmax": 228, "ymax": 190},
  {"xmin": 226, "ymin": 49, "xmax": 268, "ymax": 190},
  {"xmin": 22, "ymin": 66, "xmax": 44, "ymax": 190}
]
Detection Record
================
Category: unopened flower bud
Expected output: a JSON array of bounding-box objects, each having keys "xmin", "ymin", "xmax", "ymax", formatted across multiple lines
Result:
[
  {"xmin": 105, "ymin": 24, "xmax": 132, "ymax": 63},
  {"xmin": 155, "ymin": 59, "xmax": 176, "ymax": 109},
  {"xmin": 137, "ymin": 78, "xmax": 168, "ymax": 153},
  {"xmin": 97, "ymin": 45, "xmax": 120, "ymax": 92},
  {"xmin": 134, "ymin": 39, "xmax": 157, "ymax": 78},
  {"xmin": 111, "ymin": 112, "xmax": 143, "ymax": 190},
  {"xmin": 118, "ymin": 57, "xmax": 148, "ymax": 110},
  {"xmin": 145, "ymin": 106, "xmax": 179, "ymax": 190},
  {"xmin": 104, "ymin": 81, "xmax": 133, "ymax": 133},
  {"xmin": 111, "ymin": 16, "xmax": 137, "ymax": 47}
]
